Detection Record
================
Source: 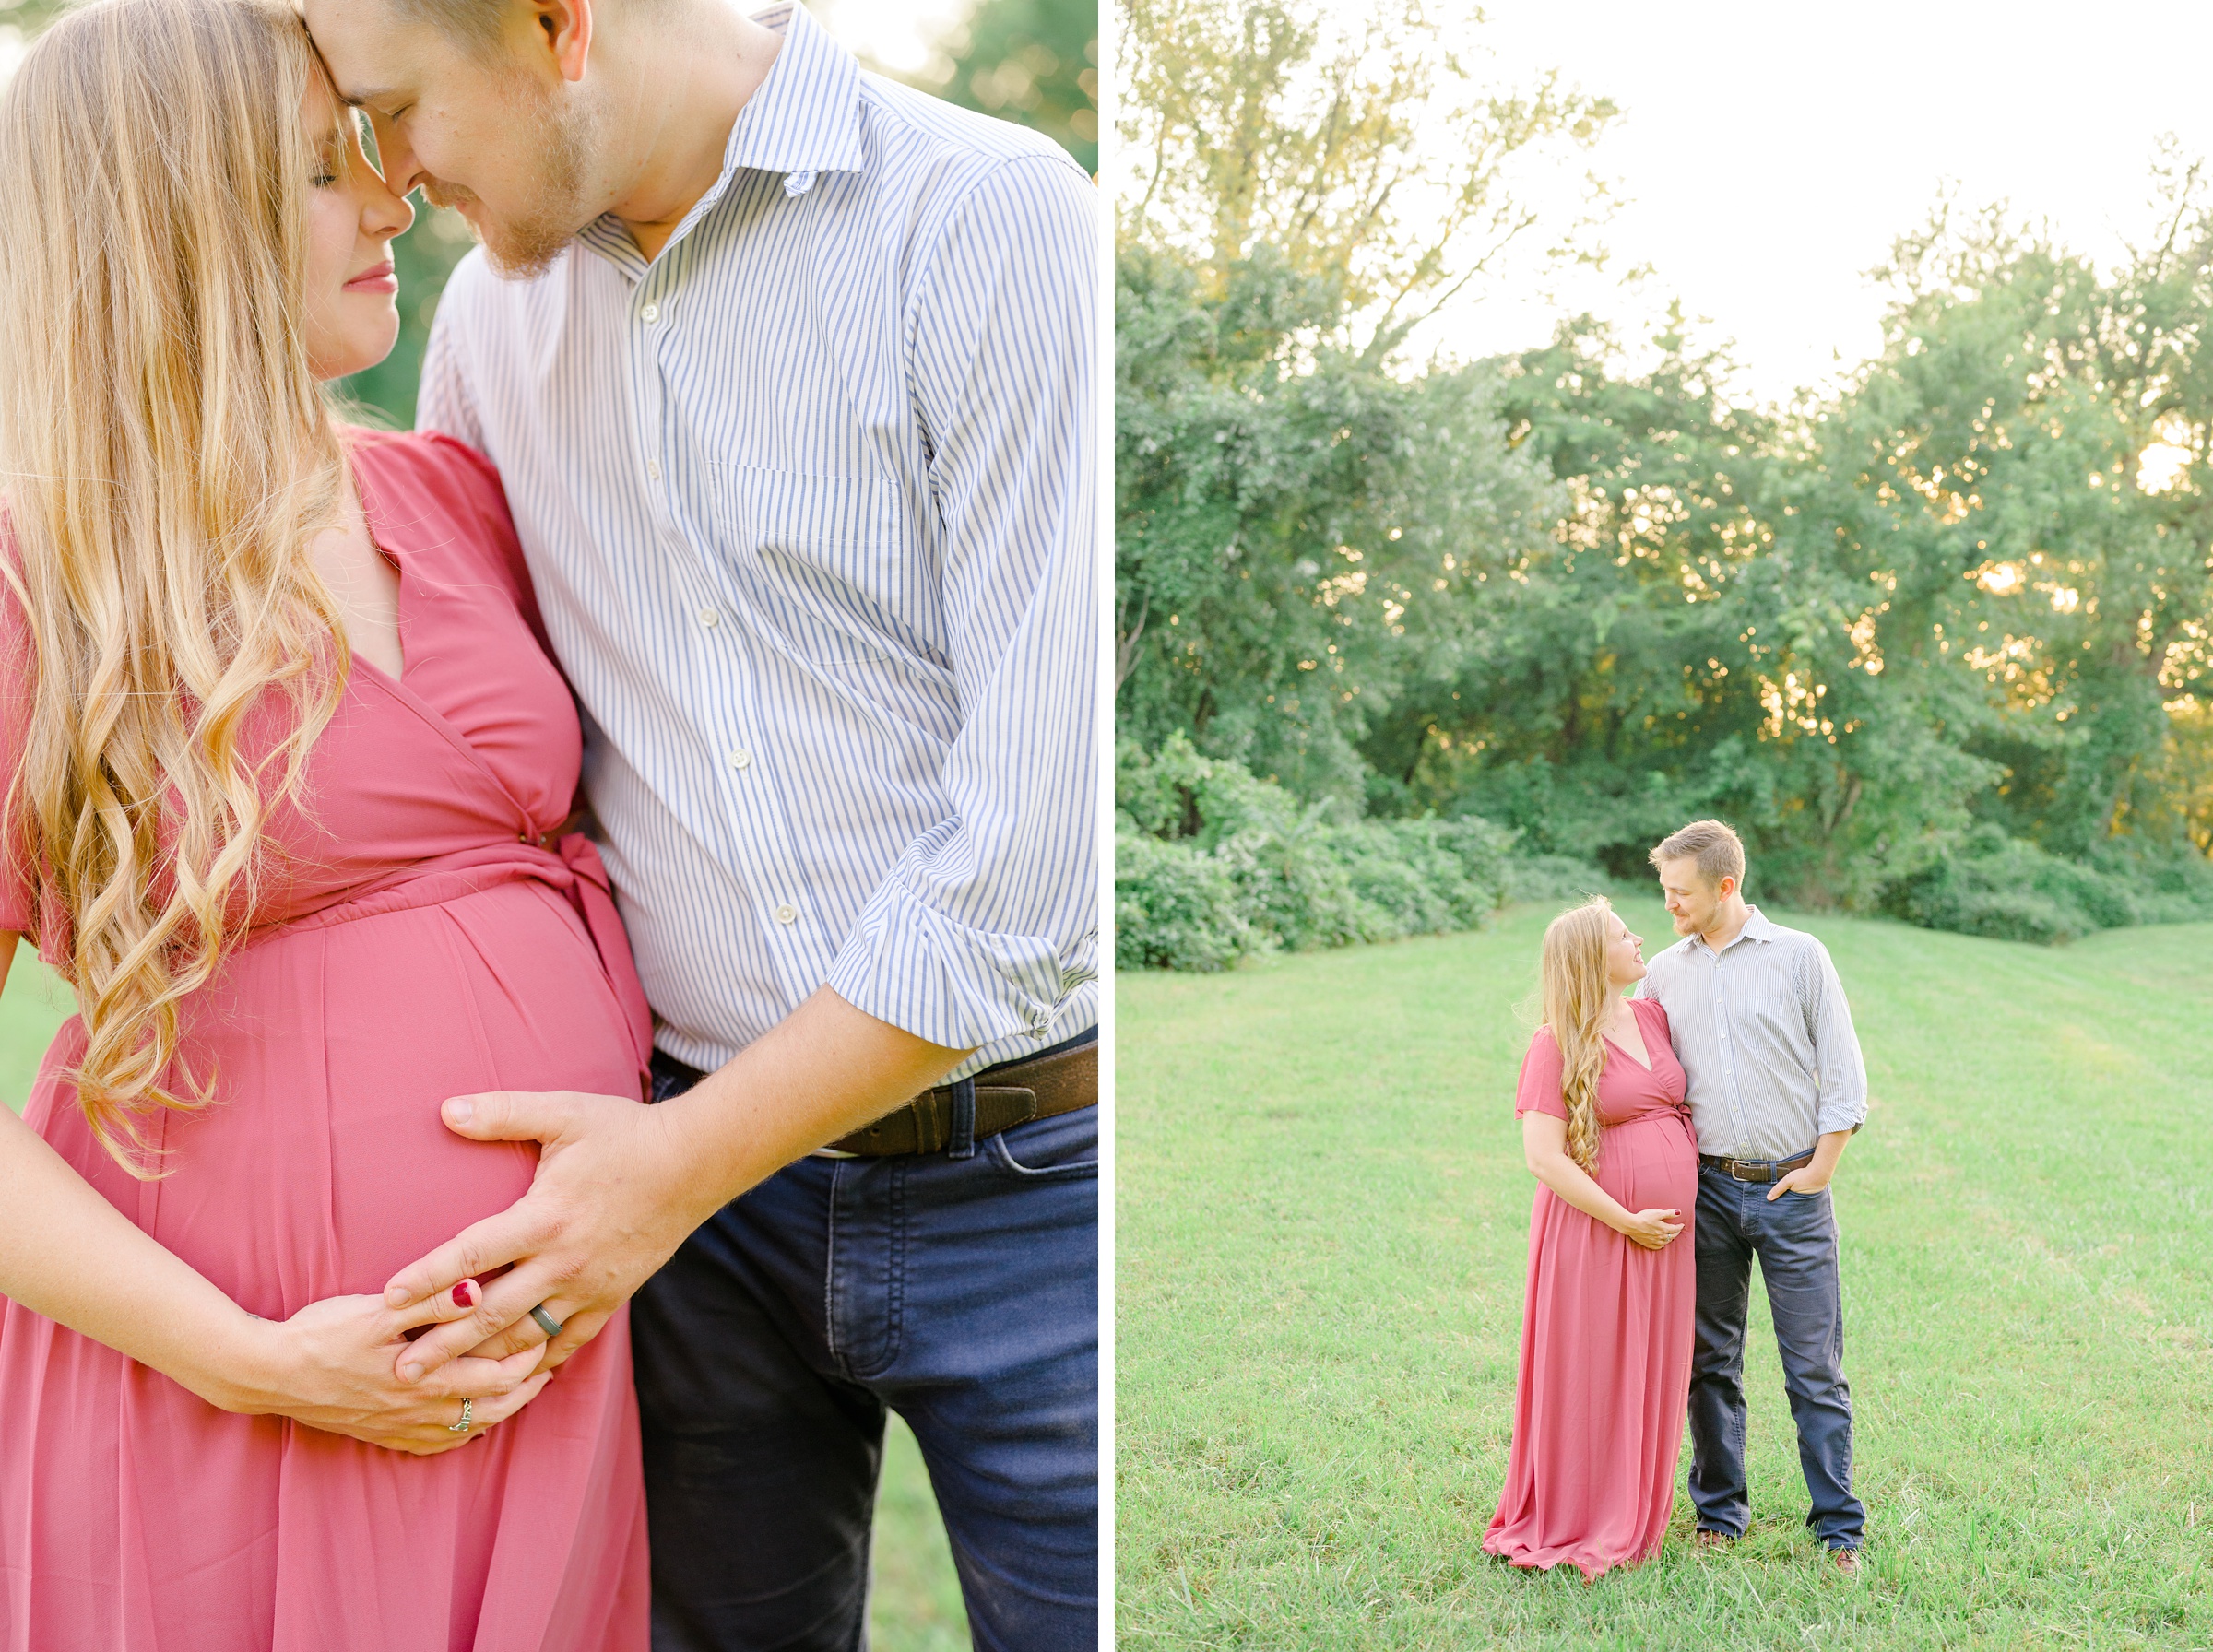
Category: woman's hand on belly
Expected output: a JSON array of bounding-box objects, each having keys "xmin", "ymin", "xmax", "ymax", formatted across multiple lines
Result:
[{"xmin": 226, "ymin": 1280, "xmax": 552, "ymax": 1455}]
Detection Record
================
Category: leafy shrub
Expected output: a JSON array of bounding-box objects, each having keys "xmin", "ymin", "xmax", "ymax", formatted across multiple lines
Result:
[
  {"xmin": 1118, "ymin": 736, "xmax": 1523, "ymax": 968},
  {"xmin": 1114, "ymin": 828, "xmax": 1260, "ymax": 972},
  {"xmin": 1884, "ymin": 826, "xmax": 2213, "ymax": 944},
  {"xmin": 1501, "ymin": 851, "xmax": 1616, "ymax": 906}
]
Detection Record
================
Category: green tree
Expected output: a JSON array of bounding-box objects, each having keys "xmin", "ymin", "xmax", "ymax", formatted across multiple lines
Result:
[
  {"xmin": 1116, "ymin": 0, "xmax": 1616, "ymax": 805},
  {"xmin": 1120, "ymin": 0, "xmax": 1616, "ymax": 360},
  {"xmin": 1376, "ymin": 183, "xmax": 2213, "ymax": 905},
  {"xmin": 1116, "ymin": 244, "xmax": 1561, "ymax": 803},
  {"xmin": 1387, "ymin": 315, "xmax": 1998, "ymax": 901}
]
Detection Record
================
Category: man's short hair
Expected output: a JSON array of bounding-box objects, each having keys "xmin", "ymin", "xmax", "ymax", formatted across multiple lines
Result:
[
  {"xmin": 1650, "ymin": 819, "xmax": 1746, "ymax": 891},
  {"xmin": 382, "ymin": 0, "xmax": 501, "ymax": 53}
]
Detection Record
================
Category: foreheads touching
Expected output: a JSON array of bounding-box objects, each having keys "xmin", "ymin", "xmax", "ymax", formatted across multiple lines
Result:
[{"xmin": 301, "ymin": 0, "xmax": 609, "ymax": 277}]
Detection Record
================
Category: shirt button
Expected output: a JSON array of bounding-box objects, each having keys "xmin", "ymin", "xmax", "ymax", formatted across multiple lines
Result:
[
  {"xmin": 698, "ymin": 608, "xmax": 720, "ymax": 629},
  {"xmin": 784, "ymin": 170, "xmax": 816, "ymax": 196},
  {"xmin": 641, "ymin": 301, "xmax": 661, "ymax": 324},
  {"xmin": 773, "ymin": 903, "xmax": 799, "ymax": 926},
  {"xmin": 647, "ymin": 459, "xmax": 662, "ymax": 481},
  {"xmin": 728, "ymin": 748, "xmax": 752, "ymax": 770}
]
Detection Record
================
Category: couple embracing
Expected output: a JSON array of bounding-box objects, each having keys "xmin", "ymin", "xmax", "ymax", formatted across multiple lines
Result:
[
  {"xmin": 0, "ymin": 0, "xmax": 1095, "ymax": 1647},
  {"xmin": 1484, "ymin": 820, "xmax": 1868, "ymax": 1580}
]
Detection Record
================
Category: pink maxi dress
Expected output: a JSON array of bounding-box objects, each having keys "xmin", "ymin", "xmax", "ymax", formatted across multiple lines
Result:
[
  {"xmin": 1483, "ymin": 995, "xmax": 1698, "ymax": 1579},
  {"xmin": 0, "ymin": 431, "xmax": 653, "ymax": 1650}
]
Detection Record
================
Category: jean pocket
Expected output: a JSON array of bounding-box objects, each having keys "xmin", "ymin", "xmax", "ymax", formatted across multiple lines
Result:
[{"xmin": 987, "ymin": 1109, "xmax": 1097, "ymax": 1179}]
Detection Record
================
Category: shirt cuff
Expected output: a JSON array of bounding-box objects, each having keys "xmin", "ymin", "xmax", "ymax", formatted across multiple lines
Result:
[
  {"xmin": 1815, "ymin": 1096, "xmax": 1868, "ymax": 1136},
  {"xmin": 825, "ymin": 870, "xmax": 1095, "ymax": 1052}
]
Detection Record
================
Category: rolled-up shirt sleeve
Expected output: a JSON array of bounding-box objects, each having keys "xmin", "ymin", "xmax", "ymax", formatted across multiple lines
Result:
[
  {"xmin": 823, "ymin": 155, "xmax": 1097, "ymax": 1055},
  {"xmin": 1801, "ymin": 939, "xmax": 1869, "ymax": 1134}
]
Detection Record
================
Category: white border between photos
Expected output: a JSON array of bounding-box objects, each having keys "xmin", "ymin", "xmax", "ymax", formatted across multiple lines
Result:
[{"xmin": 1093, "ymin": 0, "xmax": 1118, "ymax": 1640}]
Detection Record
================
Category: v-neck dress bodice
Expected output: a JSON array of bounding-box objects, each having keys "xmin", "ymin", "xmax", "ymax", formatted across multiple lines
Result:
[{"xmin": 0, "ymin": 431, "xmax": 650, "ymax": 1651}]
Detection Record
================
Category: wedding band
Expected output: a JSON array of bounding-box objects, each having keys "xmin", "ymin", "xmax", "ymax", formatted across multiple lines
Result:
[
  {"xmin": 529, "ymin": 1304, "xmax": 564, "ymax": 1339},
  {"xmin": 448, "ymin": 1398, "xmax": 474, "ymax": 1434}
]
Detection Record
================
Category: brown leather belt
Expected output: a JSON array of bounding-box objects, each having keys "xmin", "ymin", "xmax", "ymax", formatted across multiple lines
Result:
[
  {"xmin": 1699, "ymin": 1149, "xmax": 1815, "ymax": 1184},
  {"xmin": 824, "ymin": 1036, "xmax": 1096, "ymax": 1157}
]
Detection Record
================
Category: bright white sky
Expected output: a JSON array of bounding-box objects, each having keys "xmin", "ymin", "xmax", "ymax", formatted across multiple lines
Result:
[
  {"xmin": 1432, "ymin": 0, "xmax": 2213, "ymax": 406},
  {"xmin": 817, "ymin": 0, "xmax": 971, "ymax": 77}
]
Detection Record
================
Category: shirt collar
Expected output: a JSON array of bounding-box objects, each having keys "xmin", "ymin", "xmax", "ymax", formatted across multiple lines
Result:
[
  {"xmin": 723, "ymin": 3, "xmax": 868, "ymax": 181},
  {"xmin": 572, "ymin": 3, "xmax": 866, "ymax": 280},
  {"xmin": 1694, "ymin": 904, "xmax": 1772, "ymax": 956}
]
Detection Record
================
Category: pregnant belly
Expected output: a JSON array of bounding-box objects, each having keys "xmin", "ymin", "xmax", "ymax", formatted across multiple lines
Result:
[
  {"xmin": 1591, "ymin": 1110, "xmax": 1698, "ymax": 1220},
  {"xmin": 27, "ymin": 880, "xmax": 641, "ymax": 1313}
]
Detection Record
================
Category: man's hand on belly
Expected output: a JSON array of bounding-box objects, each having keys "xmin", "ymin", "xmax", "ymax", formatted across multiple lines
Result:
[{"xmin": 384, "ymin": 986, "xmax": 970, "ymax": 1378}]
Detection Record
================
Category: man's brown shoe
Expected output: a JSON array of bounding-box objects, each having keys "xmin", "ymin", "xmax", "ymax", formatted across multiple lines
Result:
[
  {"xmin": 1829, "ymin": 1546, "xmax": 1862, "ymax": 1576},
  {"xmin": 1694, "ymin": 1529, "xmax": 1736, "ymax": 1551}
]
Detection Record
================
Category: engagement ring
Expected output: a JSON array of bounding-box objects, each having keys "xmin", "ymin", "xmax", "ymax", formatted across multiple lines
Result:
[{"xmin": 448, "ymin": 1398, "xmax": 473, "ymax": 1434}]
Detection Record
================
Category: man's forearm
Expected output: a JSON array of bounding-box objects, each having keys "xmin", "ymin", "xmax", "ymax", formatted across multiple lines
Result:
[
  {"xmin": 1807, "ymin": 1128, "xmax": 1851, "ymax": 1182},
  {"xmin": 653, "ymin": 984, "xmax": 972, "ymax": 1227}
]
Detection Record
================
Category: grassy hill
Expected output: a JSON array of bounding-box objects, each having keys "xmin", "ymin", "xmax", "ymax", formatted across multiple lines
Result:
[
  {"xmin": 0, "ymin": 951, "xmax": 968, "ymax": 1649},
  {"xmin": 1117, "ymin": 901, "xmax": 2213, "ymax": 1649}
]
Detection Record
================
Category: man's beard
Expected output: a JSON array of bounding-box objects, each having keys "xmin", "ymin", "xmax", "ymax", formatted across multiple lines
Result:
[{"xmin": 430, "ymin": 80, "xmax": 600, "ymax": 281}]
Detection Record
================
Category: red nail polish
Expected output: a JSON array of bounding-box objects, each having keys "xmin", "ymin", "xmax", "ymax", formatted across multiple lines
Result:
[{"xmin": 454, "ymin": 1280, "xmax": 478, "ymax": 1309}]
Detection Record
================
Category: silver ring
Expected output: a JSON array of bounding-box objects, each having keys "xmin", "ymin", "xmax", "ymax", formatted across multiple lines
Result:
[
  {"xmin": 448, "ymin": 1397, "xmax": 474, "ymax": 1434},
  {"xmin": 530, "ymin": 1304, "xmax": 564, "ymax": 1339}
]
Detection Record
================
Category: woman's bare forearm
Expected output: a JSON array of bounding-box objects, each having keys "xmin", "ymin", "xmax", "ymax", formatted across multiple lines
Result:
[
  {"xmin": 0, "ymin": 1104, "xmax": 279, "ymax": 1410},
  {"xmin": 0, "ymin": 936, "xmax": 276, "ymax": 1411},
  {"xmin": 1526, "ymin": 1148, "xmax": 1638, "ymax": 1234}
]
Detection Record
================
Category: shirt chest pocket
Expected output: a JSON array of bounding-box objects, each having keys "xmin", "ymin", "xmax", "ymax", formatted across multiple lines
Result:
[
  {"xmin": 711, "ymin": 465, "xmax": 912, "ymax": 663},
  {"xmin": 1740, "ymin": 990, "xmax": 1812, "ymax": 1055}
]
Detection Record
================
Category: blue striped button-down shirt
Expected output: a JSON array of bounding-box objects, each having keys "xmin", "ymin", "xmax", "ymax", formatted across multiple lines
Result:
[
  {"xmin": 1635, "ymin": 907, "xmax": 1868, "ymax": 1160},
  {"xmin": 416, "ymin": 1, "xmax": 1096, "ymax": 1079}
]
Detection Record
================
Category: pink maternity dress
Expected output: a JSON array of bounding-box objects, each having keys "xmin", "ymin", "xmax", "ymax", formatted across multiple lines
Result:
[
  {"xmin": 1483, "ymin": 995, "xmax": 1698, "ymax": 1579},
  {"xmin": 0, "ymin": 431, "xmax": 653, "ymax": 1650}
]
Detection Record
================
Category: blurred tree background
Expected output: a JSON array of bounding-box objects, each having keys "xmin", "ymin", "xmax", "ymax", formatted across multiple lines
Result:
[{"xmin": 1117, "ymin": 0, "xmax": 2213, "ymax": 963}]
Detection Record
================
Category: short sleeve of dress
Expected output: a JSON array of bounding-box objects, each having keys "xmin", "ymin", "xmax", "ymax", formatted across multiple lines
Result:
[{"xmin": 1514, "ymin": 1026, "xmax": 1569, "ymax": 1120}]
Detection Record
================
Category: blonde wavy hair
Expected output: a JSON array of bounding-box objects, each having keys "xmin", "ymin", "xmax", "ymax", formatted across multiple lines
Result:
[
  {"xmin": 1537, "ymin": 896, "xmax": 1618, "ymax": 1174},
  {"xmin": 0, "ymin": 0, "xmax": 356, "ymax": 1172}
]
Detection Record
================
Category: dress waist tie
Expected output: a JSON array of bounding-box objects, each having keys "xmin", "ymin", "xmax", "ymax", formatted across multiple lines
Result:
[{"xmin": 254, "ymin": 835, "xmax": 655, "ymax": 1096}]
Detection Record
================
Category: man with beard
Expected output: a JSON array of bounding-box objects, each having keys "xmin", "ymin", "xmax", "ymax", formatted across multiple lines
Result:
[
  {"xmin": 1639, "ymin": 819, "xmax": 1868, "ymax": 1575},
  {"xmin": 301, "ymin": 1, "xmax": 1098, "ymax": 1646}
]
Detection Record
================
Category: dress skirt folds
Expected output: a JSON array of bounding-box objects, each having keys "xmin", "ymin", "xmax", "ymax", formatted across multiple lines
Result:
[
  {"xmin": 0, "ymin": 433, "xmax": 654, "ymax": 1650},
  {"xmin": 1483, "ymin": 995, "xmax": 1698, "ymax": 1580}
]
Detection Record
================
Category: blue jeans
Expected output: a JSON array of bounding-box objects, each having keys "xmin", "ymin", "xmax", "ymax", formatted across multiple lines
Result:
[
  {"xmin": 631, "ymin": 1051, "xmax": 1098, "ymax": 1651},
  {"xmin": 1688, "ymin": 1162, "xmax": 1866, "ymax": 1550}
]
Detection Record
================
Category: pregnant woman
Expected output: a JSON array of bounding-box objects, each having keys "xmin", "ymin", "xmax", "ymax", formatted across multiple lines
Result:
[
  {"xmin": 1484, "ymin": 896, "xmax": 1698, "ymax": 1580},
  {"xmin": 0, "ymin": 2, "xmax": 649, "ymax": 1646}
]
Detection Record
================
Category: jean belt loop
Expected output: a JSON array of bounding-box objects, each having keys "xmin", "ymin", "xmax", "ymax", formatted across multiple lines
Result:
[{"xmin": 947, "ymin": 1075, "xmax": 977, "ymax": 1160}]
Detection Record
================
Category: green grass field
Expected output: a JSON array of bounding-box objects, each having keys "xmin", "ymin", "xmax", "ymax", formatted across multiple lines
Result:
[
  {"xmin": 1118, "ymin": 900, "xmax": 2213, "ymax": 1649},
  {"xmin": 0, "ymin": 953, "xmax": 969, "ymax": 1649}
]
